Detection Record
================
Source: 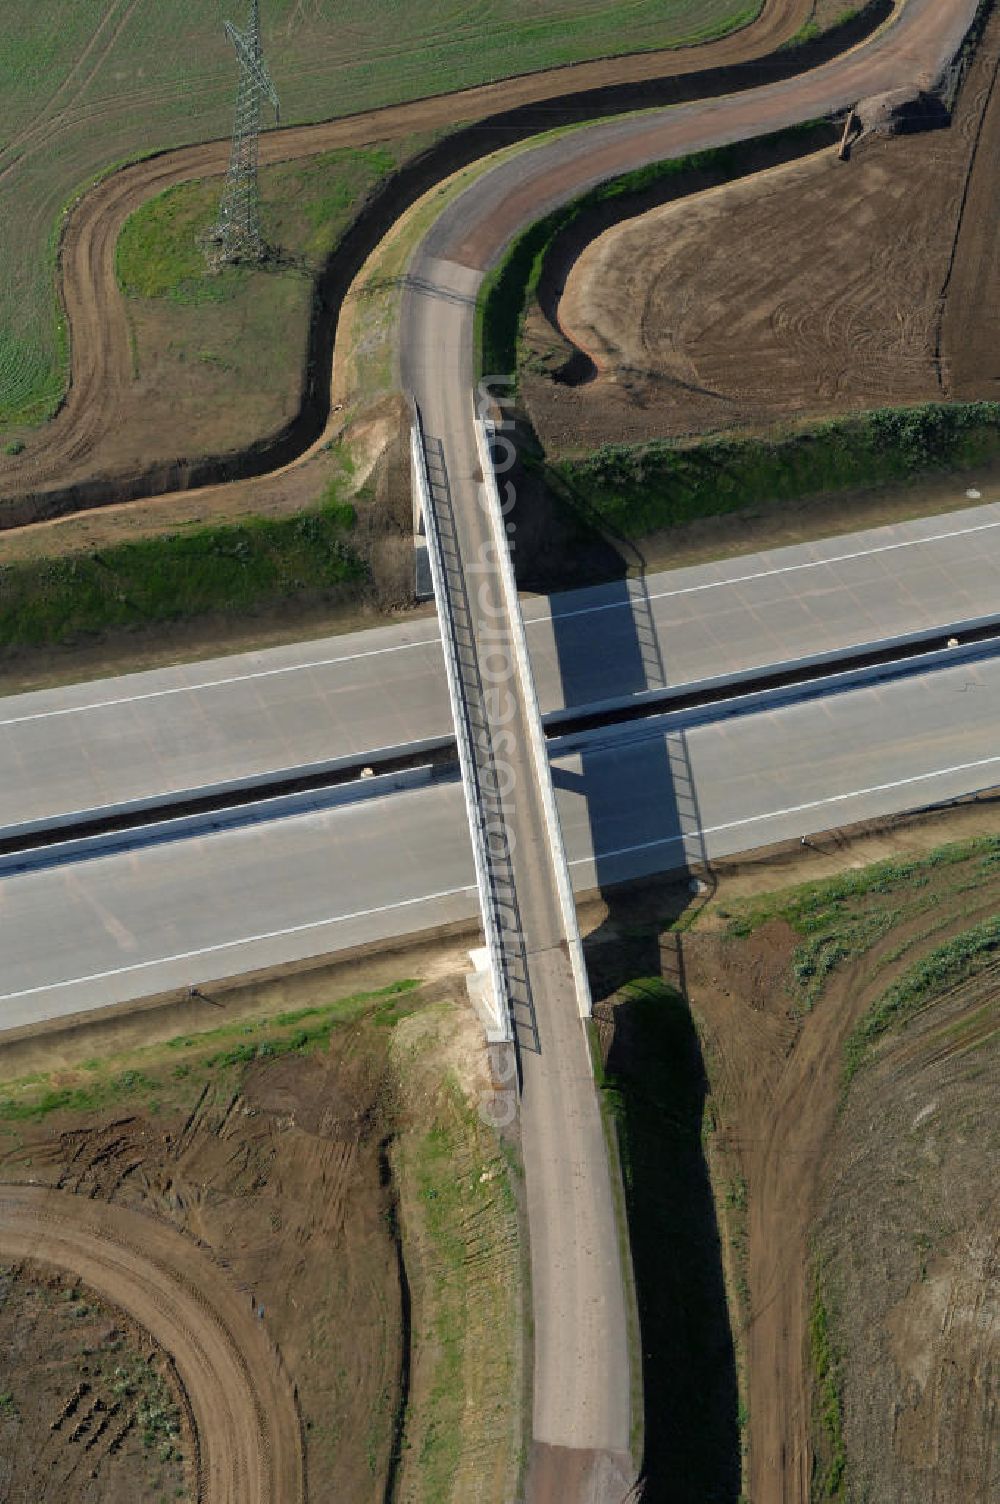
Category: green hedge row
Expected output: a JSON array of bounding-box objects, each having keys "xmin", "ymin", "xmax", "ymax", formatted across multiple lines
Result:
[{"xmin": 554, "ymin": 403, "xmax": 1000, "ymax": 537}]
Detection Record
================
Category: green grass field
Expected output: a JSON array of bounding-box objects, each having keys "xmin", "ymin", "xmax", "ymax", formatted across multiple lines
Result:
[
  {"xmin": 111, "ymin": 137, "xmax": 435, "ymax": 451},
  {"xmin": 0, "ymin": 0, "xmax": 760, "ymax": 433}
]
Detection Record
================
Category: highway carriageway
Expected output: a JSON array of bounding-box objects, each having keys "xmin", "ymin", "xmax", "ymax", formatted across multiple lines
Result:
[
  {"xmin": 3, "ymin": 500, "xmax": 1000, "ymax": 841},
  {"xmin": 3, "ymin": 612, "xmax": 1000, "ymax": 869},
  {"xmin": 3, "ymin": 647, "xmax": 1000, "ymax": 1030}
]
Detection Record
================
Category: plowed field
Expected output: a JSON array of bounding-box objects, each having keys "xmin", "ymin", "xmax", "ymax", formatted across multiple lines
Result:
[{"xmin": 530, "ymin": 2, "xmax": 1000, "ymax": 453}]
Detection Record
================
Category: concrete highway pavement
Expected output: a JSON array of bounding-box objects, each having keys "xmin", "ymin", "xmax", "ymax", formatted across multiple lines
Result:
[
  {"xmin": 4, "ymin": 649, "xmax": 1000, "ymax": 1031},
  {"xmin": 3, "ymin": 499, "xmax": 999, "ymax": 831}
]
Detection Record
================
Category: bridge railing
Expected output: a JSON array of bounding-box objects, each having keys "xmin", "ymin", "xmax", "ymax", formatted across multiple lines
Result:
[
  {"xmin": 473, "ymin": 404, "xmax": 593, "ymax": 1020},
  {"xmin": 411, "ymin": 406, "xmax": 516, "ymax": 1042}
]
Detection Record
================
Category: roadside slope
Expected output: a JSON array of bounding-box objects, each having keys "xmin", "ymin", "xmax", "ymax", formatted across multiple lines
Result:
[{"xmin": 0, "ymin": 1183, "xmax": 304, "ymax": 1504}]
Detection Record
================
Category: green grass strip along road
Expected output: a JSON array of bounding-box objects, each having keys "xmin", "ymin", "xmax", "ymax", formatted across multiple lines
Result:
[
  {"xmin": 0, "ymin": 499, "xmax": 363, "ymax": 648},
  {"xmin": 475, "ymin": 122, "xmax": 1000, "ymax": 537},
  {"xmin": 553, "ymin": 403, "xmax": 1000, "ymax": 537}
]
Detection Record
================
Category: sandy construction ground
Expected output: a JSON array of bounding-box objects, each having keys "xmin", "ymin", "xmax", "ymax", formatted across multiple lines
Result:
[
  {"xmin": 0, "ymin": 1187, "xmax": 304, "ymax": 1504},
  {"xmin": 586, "ymin": 795, "xmax": 1000, "ymax": 1502},
  {"xmin": 531, "ymin": 3, "xmax": 1000, "ymax": 452},
  {"xmin": 0, "ymin": 967, "xmax": 522, "ymax": 1504}
]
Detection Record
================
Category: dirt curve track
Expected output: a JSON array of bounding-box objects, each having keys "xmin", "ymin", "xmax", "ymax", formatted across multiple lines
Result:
[
  {"xmin": 0, "ymin": 1184, "xmax": 305, "ymax": 1504},
  {"xmin": 540, "ymin": 7, "xmax": 1000, "ymax": 450},
  {"xmin": 0, "ymin": 0, "xmax": 887, "ymax": 529}
]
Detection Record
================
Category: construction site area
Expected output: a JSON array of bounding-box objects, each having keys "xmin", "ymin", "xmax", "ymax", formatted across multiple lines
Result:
[
  {"xmin": 522, "ymin": 7, "xmax": 1000, "ymax": 452},
  {"xmin": 0, "ymin": 2, "xmax": 998, "ymax": 1502}
]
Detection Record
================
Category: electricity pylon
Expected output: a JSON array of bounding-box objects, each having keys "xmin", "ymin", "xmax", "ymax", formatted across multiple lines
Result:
[{"xmin": 208, "ymin": 0, "xmax": 280, "ymax": 265}]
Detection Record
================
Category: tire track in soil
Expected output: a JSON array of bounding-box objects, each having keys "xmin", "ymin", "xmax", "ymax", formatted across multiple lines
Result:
[
  {"xmin": 3, "ymin": 0, "xmax": 887, "ymax": 527},
  {"xmin": 0, "ymin": 0, "xmax": 142, "ymax": 179},
  {"xmin": 932, "ymin": 34, "xmax": 1000, "ymax": 394},
  {"xmin": 0, "ymin": 1183, "xmax": 306, "ymax": 1504},
  {"xmin": 691, "ymin": 882, "xmax": 1000, "ymax": 1504}
]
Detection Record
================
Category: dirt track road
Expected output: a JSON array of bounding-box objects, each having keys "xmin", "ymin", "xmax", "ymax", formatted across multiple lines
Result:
[
  {"xmin": 0, "ymin": 1184, "xmax": 305, "ymax": 1504},
  {"xmin": 688, "ymin": 838, "xmax": 1000, "ymax": 1504},
  {"xmin": 0, "ymin": 0, "xmax": 827, "ymax": 519}
]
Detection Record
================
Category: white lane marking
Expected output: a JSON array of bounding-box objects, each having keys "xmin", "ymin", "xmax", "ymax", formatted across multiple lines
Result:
[
  {"xmin": 4, "ymin": 513, "xmax": 999, "ymax": 728},
  {"xmin": 567, "ymin": 752, "xmax": 1000, "ymax": 866},
  {"xmin": 8, "ymin": 749, "xmax": 1000, "ymax": 1006},
  {"xmin": 0, "ymin": 883, "xmax": 476, "ymax": 1003},
  {"xmin": 529, "ymin": 515, "xmax": 1000, "ymax": 624},
  {"xmin": 0, "ymin": 634, "xmax": 444, "ymax": 728}
]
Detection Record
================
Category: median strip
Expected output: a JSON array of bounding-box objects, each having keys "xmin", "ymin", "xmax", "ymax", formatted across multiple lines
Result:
[{"xmin": 5, "ymin": 612, "xmax": 1000, "ymax": 872}]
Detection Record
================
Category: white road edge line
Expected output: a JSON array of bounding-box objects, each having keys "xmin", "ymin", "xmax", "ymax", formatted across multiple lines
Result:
[
  {"xmin": 8, "ymin": 751, "xmax": 1000, "ymax": 1005},
  {"xmin": 4, "ymin": 513, "xmax": 998, "ymax": 727},
  {"xmin": 0, "ymin": 883, "xmax": 475, "ymax": 1003},
  {"xmin": 542, "ymin": 516, "xmax": 1000, "ymax": 623},
  {"xmin": 567, "ymin": 751, "xmax": 1000, "ymax": 866},
  {"xmin": 0, "ymin": 634, "xmax": 444, "ymax": 727}
]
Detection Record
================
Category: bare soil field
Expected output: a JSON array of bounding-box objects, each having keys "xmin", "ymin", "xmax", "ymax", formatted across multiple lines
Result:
[
  {"xmin": 584, "ymin": 794, "xmax": 1000, "ymax": 1501},
  {"xmin": 0, "ymin": 1261, "xmax": 190, "ymax": 1502},
  {"xmin": 817, "ymin": 964, "xmax": 998, "ymax": 1501},
  {"xmin": 526, "ymin": 1, "xmax": 1000, "ymax": 454},
  {"xmin": 0, "ymin": 971, "xmax": 522, "ymax": 1504}
]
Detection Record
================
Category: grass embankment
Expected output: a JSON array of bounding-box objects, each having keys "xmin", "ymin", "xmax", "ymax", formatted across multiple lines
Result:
[
  {"xmin": 553, "ymin": 403, "xmax": 1000, "ymax": 537},
  {"xmin": 784, "ymin": 4, "xmax": 862, "ymax": 49},
  {"xmin": 0, "ymin": 979, "xmax": 420, "ymax": 1122},
  {"xmin": 843, "ymin": 910, "xmax": 1000, "ymax": 1082},
  {"xmin": 117, "ymin": 145, "xmax": 403, "ymax": 302},
  {"xmin": 809, "ymin": 1266, "xmax": 847, "ymax": 1500},
  {"xmin": 721, "ymin": 833, "xmax": 1000, "ymax": 1029},
  {"xmin": 1, "ymin": 145, "xmax": 423, "ymax": 653},
  {"xmin": 0, "ymin": 495, "xmax": 364, "ymax": 649},
  {"xmin": 391, "ymin": 1009, "xmax": 522, "ymax": 1501},
  {"xmin": 592, "ymin": 976, "xmax": 740, "ymax": 1498},
  {"xmin": 114, "ymin": 140, "xmax": 431, "ymax": 413}
]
